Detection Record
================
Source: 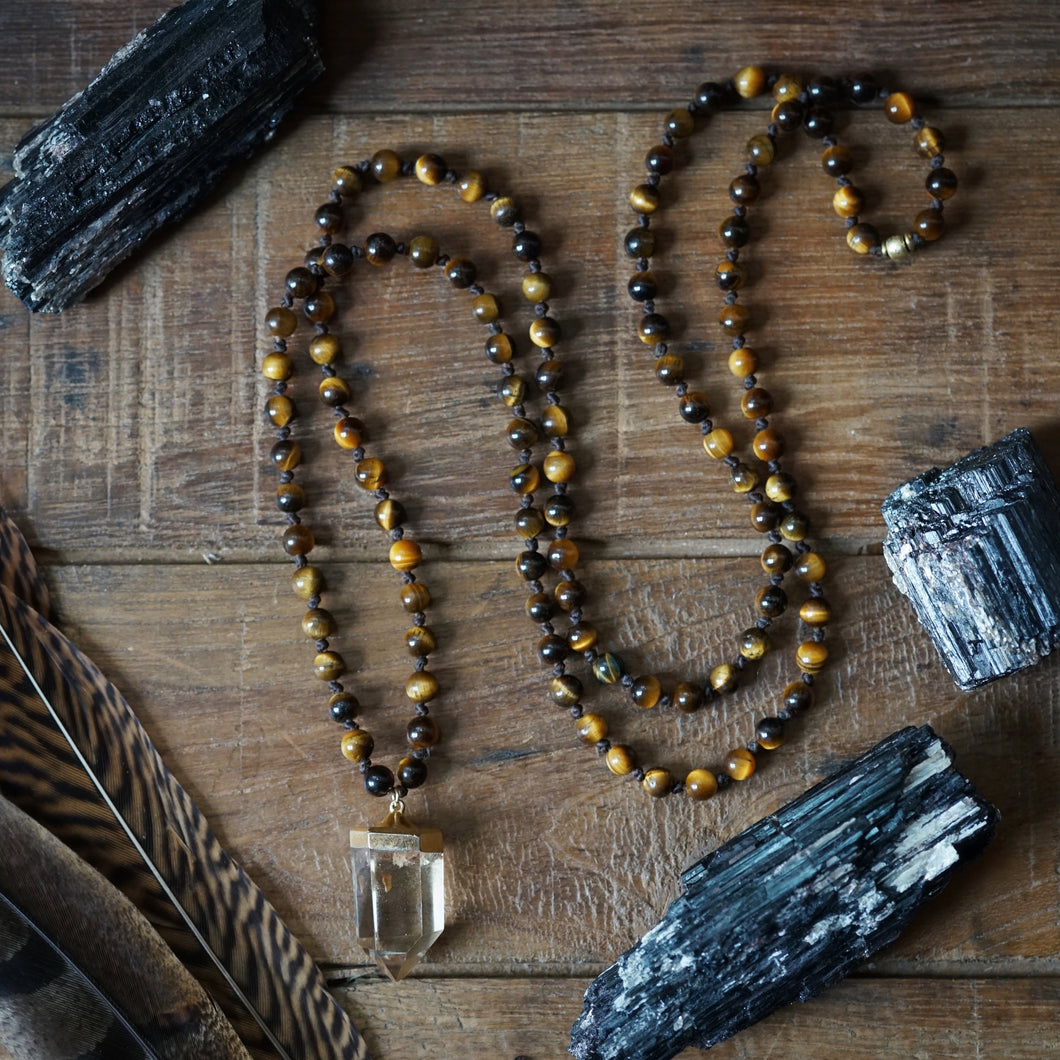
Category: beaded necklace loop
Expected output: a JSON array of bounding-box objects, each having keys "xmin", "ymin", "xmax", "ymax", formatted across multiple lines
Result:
[{"xmin": 260, "ymin": 67, "xmax": 954, "ymax": 807}]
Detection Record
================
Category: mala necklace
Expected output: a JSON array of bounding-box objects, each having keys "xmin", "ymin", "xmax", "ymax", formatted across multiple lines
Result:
[{"xmin": 258, "ymin": 66, "xmax": 955, "ymax": 978}]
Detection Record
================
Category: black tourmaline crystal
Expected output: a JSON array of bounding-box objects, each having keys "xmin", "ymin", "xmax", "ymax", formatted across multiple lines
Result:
[
  {"xmin": 569, "ymin": 726, "xmax": 997, "ymax": 1060},
  {"xmin": 882, "ymin": 428, "xmax": 1060, "ymax": 690},
  {"xmin": 0, "ymin": 0, "xmax": 323, "ymax": 312}
]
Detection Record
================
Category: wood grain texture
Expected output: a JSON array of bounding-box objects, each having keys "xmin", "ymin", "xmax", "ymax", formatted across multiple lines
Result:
[{"xmin": 1, "ymin": 1, "xmax": 1058, "ymax": 1057}]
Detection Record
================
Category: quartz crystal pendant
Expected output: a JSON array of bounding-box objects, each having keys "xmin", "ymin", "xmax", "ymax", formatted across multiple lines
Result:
[{"xmin": 349, "ymin": 800, "xmax": 444, "ymax": 980}]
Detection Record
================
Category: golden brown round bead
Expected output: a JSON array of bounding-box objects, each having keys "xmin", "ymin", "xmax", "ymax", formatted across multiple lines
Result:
[
  {"xmin": 772, "ymin": 73, "xmax": 803, "ymax": 102},
  {"xmin": 374, "ymin": 498, "xmax": 405, "ymax": 530},
  {"xmin": 846, "ymin": 223, "xmax": 880, "ymax": 254},
  {"xmin": 710, "ymin": 662, "xmax": 739, "ymax": 695},
  {"xmin": 728, "ymin": 347, "xmax": 757, "ymax": 377},
  {"xmin": 673, "ymin": 682, "xmax": 704, "ymax": 713},
  {"xmin": 408, "ymin": 235, "xmax": 439, "ymax": 268},
  {"xmin": 522, "ymin": 272, "xmax": 552, "ymax": 303},
  {"xmin": 490, "ymin": 196, "xmax": 519, "ymax": 226},
  {"xmin": 313, "ymin": 650, "xmax": 345, "ymax": 681},
  {"xmin": 445, "ymin": 257, "xmax": 476, "ymax": 288},
  {"xmin": 821, "ymin": 144, "xmax": 854, "ymax": 177},
  {"xmin": 703, "ymin": 428, "xmax": 734, "ymax": 459},
  {"xmin": 265, "ymin": 394, "xmax": 294, "ymax": 427},
  {"xmin": 755, "ymin": 717, "xmax": 786, "ymax": 751},
  {"xmin": 914, "ymin": 126, "xmax": 945, "ymax": 159},
  {"xmin": 885, "ymin": 91, "xmax": 916, "ymax": 124},
  {"xmin": 685, "ymin": 768, "xmax": 719, "ymax": 800},
  {"xmin": 783, "ymin": 680, "xmax": 814, "ymax": 714},
  {"xmin": 498, "ymin": 376, "xmax": 526, "ymax": 408},
  {"xmin": 547, "ymin": 538, "xmax": 579, "ymax": 571},
  {"xmin": 389, "ymin": 539, "xmax": 422, "ymax": 571},
  {"xmin": 550, "ymin": 674, "xmax": 582, "ymax": 706},
  {"xmin": 725, "ymin": 747, "xmax": 756, "ymax": 781},
  {"xmin": 734, "ymin": 65, "xmax": 766, "ymax": 99},
  {"xmin": 514, "ymin": 507, "xmax": 545, "ymax": 539},
  {"xmin": 605, "ymin": 745, "xmax": 637, "ymax": 776},
  {"xmin": 576, "ymin": 713, "xmax": 607, "ymax": 744},
  {"xmin": 833, "ymin": 185, "xmax": 864, "ymax": 218},
  {"xmin": 764, "ymin": 472, "xmax": 796, "ymax": 502},
  {"xmin": 567, "ymin": 623, "xmax": 598, "ymax": 652},
  {"xmin": 510, "ymin": 463, "xmax": 540, "ymax": 495},
  {"xmin": 530, "ymin": 317, "xmax": 561, "ymax": 348},
  {"xmin": 730, "ymin": 463, "xmax": 759, "ymax": 494},
  {"xmin": 779, "ymin": 511, "xmax": 809, "ymax": 542},
  {"xmin": 340, "ymin": 729, "xmax": 373, "ymax": 763},
  {"xmin": 752, "ymin": 428, "xmax": 784, "ymax": 462},
  {"xmin": 458, "ymin": 170, "xmax": 486, "ymax": 202},
  {"xmin": 750, "ymin": 501, "xmax": 779, "ymax": 533},
  {"xmin": 630, "ymin": 184, "xmax": 660, "ymax": 214},
  {"xmin": 541, "ymin": 405, "xmax": 570, "ymax": 438},
  {"xmin": 715, "ymin": 260, "xmax": 747, "ymax": 291},
  {"xmin": 414, "ymin": 153, "xmax": 446, "ymax": 185},
  {"xmin": 799, "ymin": 598, "xmax": 832, "ymax": 626},
  {"xmin": 642, "ymin": 768, "xmax": 674, "ymax": 798},
  {"xmin": 473, "ymin": 293, "xmax": 500, "ymax": 323},
  {"xmin": 637, "ymin": 313, "xmax": 670, "ymax": 344},
  {"xmin": 270, "ymin": 439, "xmax": 301, "ymax": 471},
  {"xmin": 761, "ymin": 542, "xmax": 792, "ymax": 574},
  {"xmin": 485, "ymin": 333, "xmax": 515, "ymax": 364},
  {"xmin": 543, "ymin": 450, "xmax": 575, "ymax": 483},
  {"xmin": 407, "ymin": 715, "xmax": 440, "ymax": 748},
  {"xmin": 265, "ymin": 306, "xmax": 298, "ymax": 337},
  {"xmin": 400, "ymin": 581, "xmax": 431, "ymax": 613},
  {"xmin": 304, "ymin": 291, "xmax": 335, "ymax": 323},
  {"xmin": 746, "ymin": 133, "xmax": 775, "ymax": 166},
  {"xmin": 631, "ymin": 674, "xmax": 662, "ymax": 709},
  {"xmin": 718, "ymin": 303, "xmax": 751, "ymax": 335},
  {"xmin": 914, "ymin": 209, "xmax": 945, "ymax": 242},
  {"xmin": 318, "ymin": 376, "xmax": 351, "ymax": 407},
  {"xmin": 738, "ymin": 627, "xmax": 770, "ymax": 660},
  {"xmin": 355, "ymin": 458, "xmax": 386, "ymax": 490},
  {"xmin": 796, "ymin": 640, "xmax": 829, "ymax": 673},
  {"xmin": 506, "ymin": 417, "xmax": 539, "ymax": 449},
  {"xmin": 755, "ymin": 584, "xmax": 788, "ymax": 618},
  {"xmin": 262, "ymin": 352, "xmax": 293, "ymax": 381},
  {"xmin": 292, "ymin": 565, "xmax": 324, "ymax": 600},
  {"xmin": 405, "ymin": 671, "xmax": 439, "ymax": 703},
  {"xmin": 405, "ymin": 625, "xmax": 436, "ymax": 655},
  {"xmin": 333, "ymin": 416, "xmax": 363, "ymax": 450},
  {"xmin": 302, "ymin": 608, "xmax": 335, "ymax": 639},
  {"xmin": 309, "ymin": 333, "xmax": 341, "ymax": 365},
  {"xmin": 332, "ymin": 166, "xmax": 363, "ymax": 196},
  {"xmin": 282, "ymin": 524, "xmax": 314, "ymax": 556},
  {"xmin": 741, "ymin": 387, "xmax": 773, "ymax": 419},
  {"xmin": 794, "ymin": 551, "xmax": 826, "ymax": 583},
  {"xmin": 665, "ymin": 108, "xmax": 694, "ymax": 137},
  {"xmin": 370, "ymin": 149, "xmax": 401, "ymax": 183}
]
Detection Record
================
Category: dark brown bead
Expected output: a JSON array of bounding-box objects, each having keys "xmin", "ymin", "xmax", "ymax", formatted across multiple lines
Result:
[
  {"xmin": 679, "ymin": 391, "xmax": 710, "ymax": 423},
  {"xmin": 445, "ymin": 257, "xmax": 477, "ymax": 288},
  {"xmin": 304, "ymin": 291, "xmax": 335, "ymax": 323},
  {"xmin": 332, "ymin": 166, "xmax": 362, "ymax": 195},
  {"xmin": 536, "ymin": 359, "xmax": 564, "ymax": 389},
  {"xmin": 783, "ymin": 680, "xmax": 814, "ymax": 714},
  {"xmin": 270, "ymin": 439, "xmax": 301, "ymax": 471},
  {"xmin": 779, "ymin": 511, "xmax": 809, "ymax": 541},
  {"xmin": 364, "ymin": 232, "xmax": 398, "ymax": 265},
  {"xmin": 321, "ymin": 243, "xmax": 354, "ymax": 276},
  {"xmin": 718, "ymin": 215, "xmax": 750, "ymax": 248},
  {"xmin": 554, "ymin": 579, "xmax": 586, "ymax": 610},
  {"xmin": 526, "ymin": 591, "xmax": 553, "ymax": 622},
  {"xmin": 408, "ymin": 235, "xmax": 439, "ymax": 268},
  {"xmin": 330, "ymin": 692, "xmax": 360, "ymax": 724},
  {"xmin": 516, "ymin": 550, "xmax": 549, "ymax": 581},
  {"xmin": 715, "ymin": 260, "xmax": 746, "ymax": 291},
  {"xmin": 400, "ymin": 581, "xmax": 431, "ymax": 613},
  {"xmin": 550, "ymin": 673, "xmax": 583, "ymax": 706},
  {"xmin": 664, "ymin": 108, "xmax": 694, "ymax": 137},
  {"xmin": 645, "ymin": 144, "xmax": 675, "ymax": 175},
  {"xmin": 485, "ymin": 333, "xmax": 515, "ymax": 364},
  {"xmin": 265, "ymin": 306, "xmax": 297, "ymax": 337},
  {"xmin": 544, "ymin": 494, "xmax": 574, "ymax": 527},
  {"xmin": 397, "ymin": 756, "xmax": 428, "ymax": 789},
  {"xmin": 756, "ymin": 717, "xmax": 786, "ymax": 750},
  {"xmin": 538, "ymin": 633, "xmax": 569, "ymax": 663},
  {"xmin": 631, "ymin": 674, "xmax": 662, "ymax": 709},
  {"xmin": 407, "ymin": 715, "xmax": 440, "ymax": 749},
  {"xmin": 623, "ymin": 227, "xmax": 655, "ymax": 259},
  {"xmin": 315, "ymin": 202, "xmax": 344, "ymax": 233},
  {"xmin": 846, "ymin": 222, "xmax": 880, "ymax": 254},
  {"xmin": 914, "ymin": 209, "xmax": 945, "ymax": 242},
  {"xmin": 741, "ymin": 387, "xmax": 773, "ymax": 418},
  {"xmin": 750, "ymin": 501, "xmax": 779, "ymax": 533},
  {"xmin": 547, "ymin": 538, "xmax": 579, "ymax": 570},
  {"xmin": 637, "ymin": 313, "xmax": 670, "ymax": 344},
  {"xmin": 729, "ymin": 173, "xmax": 761, "ymax": 204},
  {"xmin": 364, "ymin": 764, "xmax": 394, "ymax": 797},
  {"xmin": 654, "ymin": 354, "xmax": 684, "ymax": 385},
  {"xmin": 755, "ymin": 584, "xmax": 788, "ymax": 617},
  {"xmin": 718, "ymin": 304, "xmax": 751, "ymax": 336},
  {"xmin": 285, "ymin": 266, "xmax": 318, "ymax": 299},
  {"xmin": 847, "ymin": 73, "xmax": 879, "ymax": 106},
  {"xmin": 771, "ymin": 100, "xmax": 804, "ymax": 132},
  {"xmin": 821, "ymin": 144, "xmax": 853, "ymax": 177},
  {"xmin": 673, "ymin": 681, "xmax": 704, "ymax": 713},
  {"xmin": 370, "ymin": 149, "xmax": 401, "ymax": 183},
  {"xmin": 282, "ymin": 524, "xmax": 314, "ymax": 556},
  {"xmin": 926, "ymin": 167, "xmax": 958, "ymax": 200},
  {"xmin": 512, "ymin": 231, "xmax": 542, "ymax": 261},
  {"xmin": 628, "ymin": 271, "xmax": 658, "ymax": 302},
  {"xmin": 318, "ymin": 376, "xmax": 351, "ymax": 407},
  {"xmin": 275, "ymin": 483, "xmax": 305, "ymax": 513},
  {"xmin": 760, "ymin": 543, "xmax": 792, "ymax": 574},
  {"xmin": 506, "ymin": 417, "xmax": 540, "ymax": 449},
  {"xmin": 490, "ymin": 197, "xmax": 520, "ymax": 226},
  {"xmin": 514, "ymin": 507, "xmax": 546, "ymax": 539},
  {"xmin": 594, "ymin": 654, "xmax": 623, "ymax": 685},
  {"xmin": 802, "ymin": 106, "xmax": 834, "ymax": 139}
]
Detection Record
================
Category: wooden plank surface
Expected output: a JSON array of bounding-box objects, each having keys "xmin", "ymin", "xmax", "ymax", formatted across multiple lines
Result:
[{"xmin": 1, "ymin": 1, "xmax": 1059, "ymax": 1057}]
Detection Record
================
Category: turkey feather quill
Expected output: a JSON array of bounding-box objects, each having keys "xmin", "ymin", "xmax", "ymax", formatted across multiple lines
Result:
[{"xmin": 0, "ymin": 514, "xmax": 370, "ymax": 1060}]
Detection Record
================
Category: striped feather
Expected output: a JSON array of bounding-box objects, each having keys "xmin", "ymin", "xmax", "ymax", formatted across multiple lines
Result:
[{"xmin": 0, "ymin": 514, "xmax": 370, "ymax": 1060}]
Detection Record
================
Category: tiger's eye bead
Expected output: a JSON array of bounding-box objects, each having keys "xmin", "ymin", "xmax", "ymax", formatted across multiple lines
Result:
[
  {"xmin": 408, "ymin": 235, "xmax": 439, "ymax": 268},
  {"xmin": 551, "ymin": 673, "xmax": 583, "ymax": 706},
  {"xmin": 510, "ymin": 463, "xmax": 540, "ymax": 494},
  {"xmin": 771, "ymin": 100, "xmax": 804, "ymax": 132},
  {"xmin": 885, "ymin": 91, "xmax": 916, "ymax": 124},
  {"xmin": 265, "ymin": 306, "xmax": 297, "ymax": 337},
  {"xmin": 265, "ymin": 395, "xmax": 294, "ymax": 428},
  {"xmin": 679, "ymin": 391, "xmax": 710, "ymax": 423},
  {"xmin": 630, "ymin": 184, "xmax": 660, "ymax": 214},
  {"xmin": 783, "ymin": 681, "xmax": 814, "ymax": 715},
  {"xmin": 262, "ymin": 352, "xmax": 293, "ymax": 381},
  {"xmin": 538, "ymin": 633, "xmax": 568, "ymax": 663},
  {"xmin": 284, "ymin": 266, "xmax": 317, "ymax": 299},
  {"xmin": 406, "ymin": 671, "xmax": 439, "ymax": 703},
  {"xmin": 729, "ymin": 173, "xmax": 761, "ymax": 204},
  {"xmin": 794, "ymin": 551, "xmax": 826, "ymax": 583},
  {"xmin": 309, "ymin": 333, "xmax": 341, "ymax": 365},
  {"xmin": 730, "ymin": 463, "xmax": 758, "ymax": 494},
  {"xmin": 544, "ymin": 494, "xmax": 574, "ymax": 527},
  {"xmin": 628, "ymin": 271, "xmax": 658, "ymax": 302},
  {"xmin": 355, "ymin": 458, "xmax": 386, "ymax": 490},
  {"xmin": 490, "ymin": 196, "xmax": 520, "ymax": 226},
  {"xmin": 772, "ymin": 73, "xmax": 803, "ymax": 102},
  {"xmin": 341, "ymin": 729, "xmax": 374, "ymax": 763},
  {"xmin": 389, "ymin": 539, "xmax": 422, "ymax": 572},
  {"xmin": 739, "ymin": 628, "xmax": 770, "ymax": 660},
  {"xmin": 642, "ymin": 768, "xmax": 674, "ymax": 798},
  {"xmin": 673, "ymin": 682, "xmax": 704, "ymax": 713},
  {"xmin": 516, "ymin": 550, "xmax": 548, "ymax": 581},
  {"xmin": 473, "ymin": 293, "xmax": 500, "ymax": 323},
  {"xmin": 710, "ymin": 662, "xmax": 739, "ymax": 695},
  {"xmin": 543, "ymin": 450, "xmax": 575, "ymax": 483},
  {"xmin": 302, "ymin": 608, "xmax": 335, "ymax": 639},
  {"xmin": 734, "ymin": 65, "xmax": 766, "ymax": 99},
  {"xmin": 283, "ymin": 525, "xmax": 314, "ymax": 556},
  {"xmin": 445, "ymin": 257, "xmax": 476, "ymax": 288},
  {"xmin": 755, "ymin": 717, "xmax": 786, "ymax": 750},
  {"xmin": 319, "ymin": 376, "xmax": 351, "ymax": 407},
  {"xmin": 846, "ymin": 223, "xmax": 880, "ymax": 254},
  {"xmin": 664, "ymin": 108, "xmax": 694, "ymax": 136},
  {"xmin": 276, "ymin": 482, "xmax": 305, "ymax": 513},
  {"xmin": 332, "ymin": 166, "xmax": 362, "ymax": 195},
  {"xmin": 334, "ymin": 416, "xmax": 364, "ymax": 449},
  {"xmin": 314, "ymin": 202, "xmax": 344, "ymax": 233},
  {"xmin": 514, "ymin": 507, "xmax": 546, "ymax": 538},
  {"xmin": 685, "ymin": 768, "xmax": 718, "ymax": 800},
  {"xmin": 718, "ymin": 215, "xmax": 750, "ymax": 248},
  {"xmin": 536, "ymin": 359, "xmax": 564, "ymax": 390},
  {"xmin": 576, "ymin": 713, "xmax": 607, "ymax": 744},
  {"xmin": 914, "ymin": 126, "xmax": 945, "ymax": 159},
  {"xmin": 655, "ymin": 354, "xmax": 684, "ymax": 385},
  {"xmin": 746, "ymin": 133, "xmax": 775, "ymax": 166},
  {"xmin": 796, "ymin": 641, "xmax": 829, "ymax": 673},
  {"xmin": 764, "ymin": 472, "xmax": 796, "ymax": 502},
  {"xmin": 631, "ymin": 674, "xmax": 662, "ymax": 709},
  {"xmin": 405, "ymin": 625, "xmax": 436, "ymax": 655},
  {"xmin": 407, "ymin": 715, "xmax": 440, "ymax": 748},
  {"xmin": 925, "ymin": 168, "xmax": 958, "ymax": 200},
  {"xmin": 547, "ymin": 538, "xmax": 579, "ymax": 570},
  {"xmin": 370, "ymin": 149, "xmax": 401, "ymax": 183},
  {"xmin": 750, "ymin": 501, "xmax": 779, "ymax": 533},
  {"xmin": 728, "ymin": 347, "xmax": 757, "ymax": 377},
  {"xmin": 752, "ymin": 428, "xmax": 784, "ymax": 462},
  {"xmin": 304, "ymin": 291, "xmax": 336, "ymax": 324},
  {"xmin": 914, "ymin": 209, "xmax": 945, "ymax": 241},
  {"xmin": 526, "ymin": 592, "xmax": 553, "ymax": 622},
  {"xmin": 741, "ymin": 387, "xmax": 773, "ymax": 418},
  {"xmin": 623, "ymin": 227, "xmax": 656, "ymax": 258},
  {"xmin": 375, "ymin": 498, "xmax": 405, "ymax": 530},
  {"xmin": 364, "ymin": 765, "xmax": 395, "ymax": 797},
  {"xmin": 703, "ymin": 428, "xmax": 734, "ymax": 459},
  {"xmin": 800, "ymin": 598, "xmax": 832, "ymax": 626},
  {"xmin": 553, "ymin": 578, "xmax": 585, "ymax": 610},
  {"xmin": 645, "ymin": 144, "xmax": 676, "ymax": 175},
  {"xmin": 761, "ymin": 542, "xmax": 792, "ymax": 574},
  {"xmin": 567, "ymin": 623, "xmax": 598, "ymax": 652},
  {"xmin": 270, "ymin": 439, "xmax": 301, "ymax": 471},
  {"xmin": 718, "ymin": 303, "xmax": 750, "ymax": 335},
  {"xmin": 847, "ymin": 73, "xmax": 879, "ymax": 106},
  {"xmin": 725, "ymin": 747, "xmax": 756, "ymax": 781},
  {"xmin": 593, "ymin": 653, "xmax": 624, "ymax": 684},
  {"xmin": 779, "ymin": 511, "xmax": 809, "ymax": 541},
  {"xmin": 485, "ymin": 333, "xmax": 515, "ymax": 364},
  {"xmin": 397, "ymin": 756, "xmax": 428, "ymax": 790},
  {"xmin": 292, "ymin": 565, "xmax": 324, "ymax": 599},
  {"xmin": 364, "ymin": 232, "xmax": 398, "ymax": 265},
  {"xmin": 803, "ymin": 106, "xmax": 834, "ymax": 139},
  {"xmin": 833, "ymin": 185, "xmax": 864, "ymax": 218},
  {"xmin": 512, "ymin": 231, "xmax": 542, "ymax": 262},
  {"xmin": 458, "ymin": 170, "xmax": 486, "ymax": 202},
  {"xmin": 755, "ymin": 584, "xmax": 788, "ymax": 617},
  {"xmin": 400, "ymin": 581, "xmax": 431, "ymax": 613},
  {"xmin": 414, "ymin": 153, "xmax": 446, "ymax": 185},
  {"xmin": 321, "ymin": 243, "xmax": 354, "ymax": 277},
  {"xmin": 530, "ymin": 317, "xmax": 561, "ymax": 348},
  {"xmin": 329, "ymin": 692, "xmax": 359, "ymax": 723},
  {"xmin": 313, "ymin": 650, "xmax": 345, "ymax": 681},
  {"xmin": 715, "ymin": 260, "xmax": 746, "ymax": 292},
  {"xmin": 506, "ymin": 417, "xmax": 539, "ymax": 449},
  {"xmin": 637, "ymin": 313, "xmax": 670, "ymax": 344},
  {"xmin": 807, "ymin": 75, "xmax": 839, "ymax": 103},
  {"xmin": 605, "ymin": 745, "xmax": 637, "ymax": 776},
  {"xmin": 821, "ymin": 144, "xmax": 854, "ymax": 177},
  {"xmin": 499, "ymin": 376, "xmax": 527, "ymax": 408},
  {"xmin": 522, "ymin": 272, "xmax": 552, "ymax": 303}
]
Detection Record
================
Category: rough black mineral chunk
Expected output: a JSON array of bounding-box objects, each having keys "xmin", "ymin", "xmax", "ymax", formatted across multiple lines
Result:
[
  {"xmin": 882, "ymin": 427, "xmax": 1060, "ymax": 689},
  {"xmin": 569, "ymin": 726, "xmax": 997, "ymax": 1060},
  {"xmin": 0, "ymin": 0, "xmax": 323, "ymax": 312}
]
